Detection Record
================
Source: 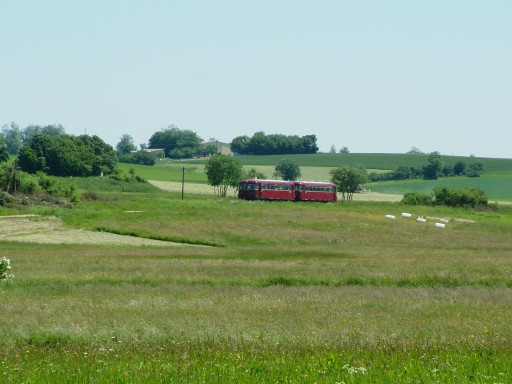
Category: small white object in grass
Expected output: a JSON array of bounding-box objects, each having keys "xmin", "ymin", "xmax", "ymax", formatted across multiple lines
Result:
[
  {"xmin": 385, "ymin": 215, "xmax": 396, "ymax": 219},
  {"xmin": 435, "ymin": 222, "xmax": 446, "ymax": 229},
  {"xmin": 401, "ymin": 213, "xmax": 412, "ymax": 218},
  {"xmin": 416, "ymin": 217, "xmax": 427, "ymax": 223}
]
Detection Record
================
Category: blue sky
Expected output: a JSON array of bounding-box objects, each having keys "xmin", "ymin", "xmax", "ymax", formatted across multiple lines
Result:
[{"xmin": 2, "ymin": 1, "xmax": 511, "ymax": 158}]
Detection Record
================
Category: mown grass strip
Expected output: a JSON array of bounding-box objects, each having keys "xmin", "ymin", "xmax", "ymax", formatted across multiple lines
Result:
[{"xmin": 94, "ymin": 226, "xmax": 223, "ymax": 247}]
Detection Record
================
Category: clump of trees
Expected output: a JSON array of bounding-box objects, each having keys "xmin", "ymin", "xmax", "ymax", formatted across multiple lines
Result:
[
  {"xmin": 369, "ymin": 152, "xmax": 484, "ymax": 182},
  {"xmin": 148, "ymin": 125, "xmax": 202, "ymax": 159},
  {"xmin": 402, "ymin": 187, "xmax": 488, "ymax": 208},
  {"xmin": 231, "ymin": 132, "xmax": 318, "ymax": 155},
  {"xmin": 18, "ymin": 134, "xmax": 118, "ymax": 177}
]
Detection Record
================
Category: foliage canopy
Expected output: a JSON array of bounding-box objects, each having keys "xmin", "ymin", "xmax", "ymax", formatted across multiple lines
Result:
[
  {"xmin": 231, "ymin": 132, "xmax": 318, "ymax": 155},
  {"xmin": 148, "ymin": 125, "xmax": 202, "ymax": 159},
  {"xmin": 329, "ymin": 165, "xmax": 368, "ymax": 202},
  {"xmin": 204, "ymin": 155, "xmax": 243, "ymax": 197},
  {"xmin": 17, "ymin": 134, "xmax": 118, "ymax": 177},
  {"xmin": 274, "ymin": 158, "xmax": 301, "ymax": 181}
]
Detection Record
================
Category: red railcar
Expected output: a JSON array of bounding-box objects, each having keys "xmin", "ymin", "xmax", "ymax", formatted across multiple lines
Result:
[
  {"xmin": 238, "ymin": 179, "xmax": 337, "ymax": 202},
  {"xmin": 238, "ymin": 179, "xmax": 295, "ymax": 200},
  {"xmin": 293, "ymin": 181, "xmax": 337, "ymax": 202}
]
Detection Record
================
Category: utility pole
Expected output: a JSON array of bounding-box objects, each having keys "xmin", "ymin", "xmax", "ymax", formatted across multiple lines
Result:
[{"xmin": 181, "ymin": 166, "xmax": 185, "ymax": 200}]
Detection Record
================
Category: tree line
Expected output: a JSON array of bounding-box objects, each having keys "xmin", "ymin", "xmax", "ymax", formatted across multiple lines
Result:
[
  {"xmin": 230, "ymin": 132, "xmax": 319, "ymax": 155},
  {"xmin": 368, "ymin": 152, "xmax": 484, "ymax": 182}
]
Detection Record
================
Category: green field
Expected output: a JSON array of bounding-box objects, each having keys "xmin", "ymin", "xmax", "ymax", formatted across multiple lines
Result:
[{"xmin": 1, "ymin": 173, "xmax": 512, "ymax": 382}]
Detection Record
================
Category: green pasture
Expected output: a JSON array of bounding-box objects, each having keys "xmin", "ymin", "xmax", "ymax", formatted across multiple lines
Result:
[{"xmin": 1, "ymin": 187, "xmax": 512, "ymax": 382}]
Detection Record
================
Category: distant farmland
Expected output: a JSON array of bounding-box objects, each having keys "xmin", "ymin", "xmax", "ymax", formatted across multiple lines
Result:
[{"xmin": 122, "ymin": 153, "xmax": 512, "ymax": 201}]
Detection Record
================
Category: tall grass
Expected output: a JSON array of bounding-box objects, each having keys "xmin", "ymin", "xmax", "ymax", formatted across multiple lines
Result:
[{"xmin": 1, "ymin": 189, "xmax": 511, "ymax": 382}]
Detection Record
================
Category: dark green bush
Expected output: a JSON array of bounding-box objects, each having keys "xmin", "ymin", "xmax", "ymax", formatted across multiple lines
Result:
[
  {"xmin": 433, "ymin": 187, "xmax": 488, "ymax": 207},
  {"xmin": 401, "ymin": 192, "xmax": 433, "ymax": 206}
]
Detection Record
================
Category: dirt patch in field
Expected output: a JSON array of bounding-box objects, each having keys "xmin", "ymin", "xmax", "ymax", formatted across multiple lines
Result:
[
  {"xmin": 0, "ymin": 215, "xmax": 191, "ymax": 247},
  {"xmin": 148, "ymin": 180, "xmax": 403, "ymax": 202}
]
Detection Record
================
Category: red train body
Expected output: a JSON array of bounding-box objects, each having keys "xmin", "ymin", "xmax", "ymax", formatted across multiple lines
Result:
[{"xmin": 238, "ymin": 179, "xmax": 337, "ymax": 202}]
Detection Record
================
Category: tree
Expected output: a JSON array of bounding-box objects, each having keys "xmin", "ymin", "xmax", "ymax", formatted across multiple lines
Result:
[
  {"xmin": 205, "ymin": 155, "xmax": 243, "ymax": 197},
  {"xmin": 148, "ymin": 125, "xmax": 202, "ymax": 158},
  {"xmin": 329, "ymin": 165, "xmax": 368, "ymax": 203},
  {"xmin": 274, "ymin": 158, "xmax": 301, "ymax": 181},
  {"xmin": 329, "ymin": 145, "xmax": 336, "ymax": 154},
  {"xmin": 339, "ymin": 146, "xmax": 350, "ymax": 154},
  {"xmin": 230, "ymin": 135, "xmax": 250, "ymax": 154},
  {"xmin": 453, "ymin": 161, "xmax": 466, "ymax": 176},
  {"xmin": 424, "ymin": 151, "xmax": 444, "ymax": 180},
  {"xmin": 116, "ymin": 134, "xmax": 136, "ymax": 155},
  {"xmin": 1, "ymin": 122, "xmax": 23, "ymax": 155}
]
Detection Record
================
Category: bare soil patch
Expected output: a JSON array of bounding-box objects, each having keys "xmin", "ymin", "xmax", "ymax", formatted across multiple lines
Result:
[{"xmin": 0, "ymin": 215, "xmax": 190, "ymax": 247}]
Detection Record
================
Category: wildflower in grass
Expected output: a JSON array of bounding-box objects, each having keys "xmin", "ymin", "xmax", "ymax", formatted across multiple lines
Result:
[
  {"xmin": 342, "ymin": 364, "xmax": 368, "ymax": 375},
  {"xmin": 0, "ymin": 257, "xmax": 14, "ymax": 281}
]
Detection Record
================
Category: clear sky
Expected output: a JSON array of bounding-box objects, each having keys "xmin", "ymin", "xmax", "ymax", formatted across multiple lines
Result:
[{"xmin": 2, "ymin": 1, "xmax": 511, "ymax": 158}]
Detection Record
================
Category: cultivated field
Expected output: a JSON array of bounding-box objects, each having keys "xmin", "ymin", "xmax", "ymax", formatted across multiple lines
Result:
[{"xmin": 1, "ymin": 157, "xmax": 512, "ymax": 382}]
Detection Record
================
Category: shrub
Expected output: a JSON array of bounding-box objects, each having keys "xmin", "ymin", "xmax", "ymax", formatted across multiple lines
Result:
[
  {"xmin": 401, "ymin": 192, "xmax": 433, "ymax": 206},
  {"xmin": 433, "ymin": 187, "xmax": 488, "ymax": 208}
]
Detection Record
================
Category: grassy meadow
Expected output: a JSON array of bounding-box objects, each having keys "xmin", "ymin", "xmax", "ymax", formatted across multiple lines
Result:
[{"xmin": 1, "ymin": 155, "xmax": 512, "ymax": 382}]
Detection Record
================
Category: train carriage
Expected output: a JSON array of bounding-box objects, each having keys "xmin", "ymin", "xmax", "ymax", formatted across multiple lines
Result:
[
  {"xmin": 238, "ymin": 179, "xmax": 295, "ymax": 200},
  {"xmin": 293, "ymin": 181, "xmax": 337, "ymax": 202},
  {"xmin": 238, "ymin": 179, "xmax": 336, "ymax": 202}
]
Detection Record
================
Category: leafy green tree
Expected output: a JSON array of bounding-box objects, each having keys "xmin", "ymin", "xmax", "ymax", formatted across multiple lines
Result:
[
  {"xmin": 339, "ymin": 146, "xmax": 350, "ymax": 154},
  {"xmin": 329, "ymin": 165, "xmax": 368, "ymax": 203},
  {"xmin": 329, "ymin": 145, "xmax": 336, "ymax": 154},
  {"xmin": 1, "ymin": 122, "xmax": 23, "ymax": 155},
  {"xmin": 205, "ymin": 155, "xmax": 243, "ymax": 197},
  {"xmin": 274, "ymin": 158, "xmax": 301, "ymax": 181},
  {"xmin": 453, "ymin": 161, "xmax": 466, "ymax": 176},
  {"xmin": 424, "ymin": 151, "xmax": 444, "ymax": 180},
  {"xmin": 116, "ymin": 134, "xmax": 136, "ymax": 155},
  {"xmin": 230, "ymin": 135, "xmax": 250, "ymax": 154},
  {"xmin": 148, "ymin": 125, "xmax": 202, "ymax": 158}
]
